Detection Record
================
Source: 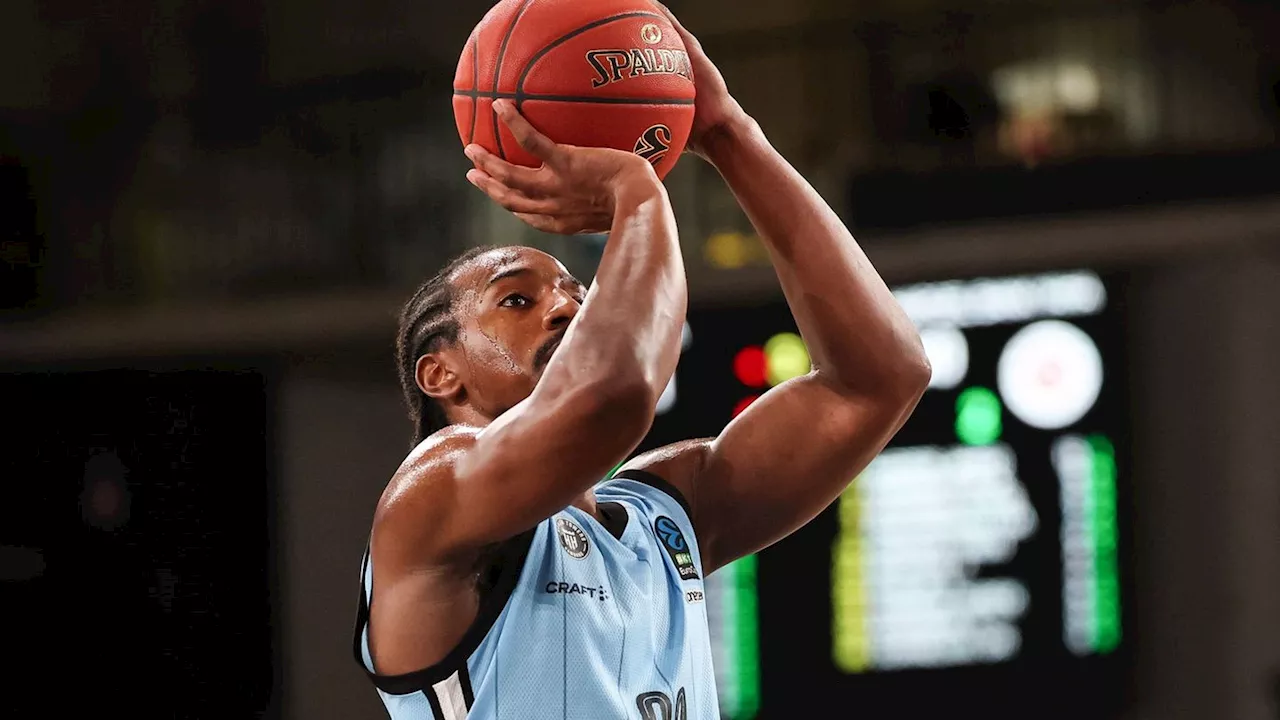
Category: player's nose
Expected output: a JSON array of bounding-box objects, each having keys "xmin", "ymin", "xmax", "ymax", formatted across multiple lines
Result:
[{"xmin": 542, "ymin": 288, "xmax": 579, "ymax": 330}]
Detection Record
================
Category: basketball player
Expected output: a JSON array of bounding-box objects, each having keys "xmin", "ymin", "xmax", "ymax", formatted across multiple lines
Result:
[{"xmin": 354, "ymin": 6, "xmax": 931, "ymax": 718}]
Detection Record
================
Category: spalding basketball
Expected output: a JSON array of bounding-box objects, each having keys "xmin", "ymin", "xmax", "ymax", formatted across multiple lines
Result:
[{"xmin": 453, "ymin": 0, "xmax": 696, "ymax": 180}]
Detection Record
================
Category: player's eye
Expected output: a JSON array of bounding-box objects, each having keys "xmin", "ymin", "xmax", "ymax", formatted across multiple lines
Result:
[{"xmin": 500, "ymin": 294, "xmax": 532, "ymax": 308}]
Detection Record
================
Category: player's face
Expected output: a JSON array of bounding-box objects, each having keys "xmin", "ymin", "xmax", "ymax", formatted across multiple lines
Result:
[{"xmin": 452, "ymin": 248, "xmax": 586, "ymax": 417}]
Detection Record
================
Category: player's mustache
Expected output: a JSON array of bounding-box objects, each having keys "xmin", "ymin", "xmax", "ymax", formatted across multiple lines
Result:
[{"xmin": 534, "ymin": 331, "xmax": 567, "ymax": 369}]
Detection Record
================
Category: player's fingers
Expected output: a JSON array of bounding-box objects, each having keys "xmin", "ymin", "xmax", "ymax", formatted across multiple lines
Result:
[
  {"xmin": 652, "ymin": 2, "xmax": 704, "ymax": 57},
  {"xmin": 511, "ymin": 212, "xmax": 561, "ymax": 234},
  {"xmin": 493, "ymin": 100, "xmax": 559, "ymax": 163},
  {"xmin": 465, "ymin": 145, "xmax": 543, "ymax": 192},
  {"xmin": 651, "ymin": 2, "xmax": 689, "ymax": 35},
  {"xmin": 513, "ymin": 212, "xmax": 610, "ymax": 236},
  {"xmin": 467, "ymin": 169, "xmax": 557, "ymax": 215}
]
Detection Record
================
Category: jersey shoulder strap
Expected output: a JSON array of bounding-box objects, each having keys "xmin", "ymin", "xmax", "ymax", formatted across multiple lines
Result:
[{"xmin": 607, "ymin": 468, "xmax": 693, "ymax": 528}]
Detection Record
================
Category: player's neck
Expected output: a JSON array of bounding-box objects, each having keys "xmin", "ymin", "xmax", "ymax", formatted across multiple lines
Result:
[{"xmin": 448, "ymin": 404, "xmax": 495, "ymax": 429}]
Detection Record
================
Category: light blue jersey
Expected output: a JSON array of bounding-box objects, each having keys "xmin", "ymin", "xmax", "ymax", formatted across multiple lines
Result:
[{"xmin": 353, "ymin": 470, "xmax": 719, "ymax": 720}]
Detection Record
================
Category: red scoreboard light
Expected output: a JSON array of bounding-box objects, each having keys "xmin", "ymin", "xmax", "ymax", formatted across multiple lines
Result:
[
  {"xmin": 730, "ymin": 333, "xmax": 813, "ymax": 419},
  {"xmin": 731, "ymin": 395, "xmax": 759, "ymax": 418},
  {"xmin": 733, "ymin": 347, "xmax": 768, "ymax": 388}
]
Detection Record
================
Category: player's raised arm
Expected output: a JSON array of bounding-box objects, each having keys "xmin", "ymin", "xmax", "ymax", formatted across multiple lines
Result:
[
  {"xmin": 619, "ymin": 7, "xmax": 931, "ymax": 573},
  {"xmin": 392, "ymin": 100, "xmax": 687, "ymax": 561}
]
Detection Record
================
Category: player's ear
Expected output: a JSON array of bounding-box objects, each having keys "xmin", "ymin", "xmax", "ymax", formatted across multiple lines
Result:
[{"xmin": 416, "ymin": 351, "xmax": 465, "ymax": 403}]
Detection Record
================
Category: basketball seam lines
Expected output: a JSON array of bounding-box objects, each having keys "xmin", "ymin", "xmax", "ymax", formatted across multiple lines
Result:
[
  {"xmin": 491, "ymin": 0, "xmax": 537, "ymax": 160},
  {"xmin": 454, "ymin": 89, "xmax": 695, "ymax": 106},
  {"xmin": 468, "ymin": 34, "xmax": 479, "ymax": 144},
  {"xmin": 515, "ymin": 11, "xmax": 669, "ymax": 110}
]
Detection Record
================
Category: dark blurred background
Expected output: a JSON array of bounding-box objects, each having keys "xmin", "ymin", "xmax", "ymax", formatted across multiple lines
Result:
[{"xmin": 0, "ymin": 0, "xmax": 1277, "ymax": 718}]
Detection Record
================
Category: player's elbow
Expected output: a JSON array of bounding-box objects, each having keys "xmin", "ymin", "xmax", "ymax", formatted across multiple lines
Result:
[
  {"xmin": 829, "ymin": 338, "xmax": 930, "ymax": 410},
  {"xmin": 878, "ymin": 353, "xmax": 930, "ymax": 418},
  {"xmin": 899, "ymin": 343, "xmax": 932, "ymax": 400},
  {"xmin": 879, "ymin": 324, "xmax": 931, "ymax": 400}
]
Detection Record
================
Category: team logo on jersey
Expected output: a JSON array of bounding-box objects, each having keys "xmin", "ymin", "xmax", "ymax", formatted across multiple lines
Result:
[
  {"xmin": 556, "ymin": 517, "xmax": 590, "ymax": 559},
  {"xmin": 653, "ymin": 516, "xmax": 699, "ymax": 580}
]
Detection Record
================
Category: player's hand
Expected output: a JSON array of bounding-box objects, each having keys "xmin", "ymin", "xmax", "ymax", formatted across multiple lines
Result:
[
  {"xmin": 651, "ymin": 2, "xmax": 750, "ymax": 160},
  {"xmin": 465, "ymin": 100, "xmax": 659, "ymax": 235}
]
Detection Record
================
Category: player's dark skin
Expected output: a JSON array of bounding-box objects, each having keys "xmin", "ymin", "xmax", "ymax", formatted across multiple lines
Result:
[{"xmin": 366, "ymin": 5, "xmax": 931, "ymax": 677}]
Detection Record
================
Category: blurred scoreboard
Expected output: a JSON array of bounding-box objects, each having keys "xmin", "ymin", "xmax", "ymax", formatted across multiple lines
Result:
[{"xmin": 641, "ymin": 269, "xmax": 1130, "ymax": 720}]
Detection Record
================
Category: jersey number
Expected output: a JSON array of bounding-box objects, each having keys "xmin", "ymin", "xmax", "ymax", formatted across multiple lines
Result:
[{"xmin": 636, "ymin": 687, "xmax": 686, "ymax": 720}]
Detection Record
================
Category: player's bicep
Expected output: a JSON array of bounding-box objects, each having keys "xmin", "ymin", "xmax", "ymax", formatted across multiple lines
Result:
[
  {"xmin": 431, "ymin": 379, "xmax": 654, "ymax": 556},
  {"xmin": 694, "ymin": 375, "xmax": 918, "ymax": 573}
]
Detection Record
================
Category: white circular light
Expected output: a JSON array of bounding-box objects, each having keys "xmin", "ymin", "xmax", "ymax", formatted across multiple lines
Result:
[
  {"xmin": 997, "ymin": 320, "xmax": 1103, "ymax": 430},
  {"xmin": 919, "ymin": 326, "xmax": 969, "ymax": 390},
  {"xmin": 1056, "ymin": 65, "xmax": 1101, "ymax": 113},
  {"xmin": 655, "ymin": 375, "xmax": 677, "ymax": 415}
]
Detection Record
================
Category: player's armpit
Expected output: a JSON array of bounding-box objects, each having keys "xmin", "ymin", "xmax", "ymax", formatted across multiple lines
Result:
[{"xmin": 622, "ymin": 373, "xmax": 923, "ymax": 575}]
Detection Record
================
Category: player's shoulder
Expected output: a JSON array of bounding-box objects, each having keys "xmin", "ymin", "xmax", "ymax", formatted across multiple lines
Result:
[
  {"xmin": 606, "ymin": 438, "xmax": 713, "ymax": 531},
  {"xmin": 374, "ymin": 425, "xmax": 481, "ymax": 528}
]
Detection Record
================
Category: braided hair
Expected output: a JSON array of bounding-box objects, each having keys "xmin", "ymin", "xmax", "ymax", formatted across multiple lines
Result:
[{"xmin": 395, "ymin": 246, "xmax": 505, "ymax": 446}]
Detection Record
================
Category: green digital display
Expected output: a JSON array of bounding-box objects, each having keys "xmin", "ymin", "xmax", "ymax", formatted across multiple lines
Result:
[
  {"xmin": 955, "ymin": 386, "xmax": 1004, "ymax": 446},
  {"xmin": 714, "ymin": 555, "xmax": 761, "ymax": 719}
]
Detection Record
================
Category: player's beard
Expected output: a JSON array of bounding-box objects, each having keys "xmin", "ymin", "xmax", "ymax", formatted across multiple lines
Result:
[{"xmin": 533, "ymin": 331, "xmax": 566, "ymax": 372}]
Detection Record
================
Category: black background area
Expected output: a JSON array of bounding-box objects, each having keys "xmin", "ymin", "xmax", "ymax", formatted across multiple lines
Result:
[{"xmin": 0, "ymin": 369, "xmax": 276, "ymax": 718}]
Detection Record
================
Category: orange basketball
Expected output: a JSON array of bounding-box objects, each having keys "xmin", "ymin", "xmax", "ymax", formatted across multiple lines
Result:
[{"xmin": 453, "ymin": 0, "xmax": 696, "ymax": 180}]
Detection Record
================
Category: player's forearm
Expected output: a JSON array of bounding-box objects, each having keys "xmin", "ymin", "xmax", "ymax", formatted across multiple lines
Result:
[
  {"xmin": 703, "ymin": 118, "xmax": 928, "ymax": 394},
  {"xmin": 551, "ymin": 165, "xmax": 687, "ymax": 403}
]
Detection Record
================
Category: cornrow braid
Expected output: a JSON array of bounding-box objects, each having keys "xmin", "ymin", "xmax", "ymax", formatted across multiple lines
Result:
[{"xmin": 395, "ymin": 246, "xmax": 503, "ymax": 446}]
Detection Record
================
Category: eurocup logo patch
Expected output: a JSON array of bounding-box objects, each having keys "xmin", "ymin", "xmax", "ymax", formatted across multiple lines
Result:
[
  {"xmin": 654, "ymin": 516, "xmax": 699, "ymax": 580},
  {"xmin": 556, "ymin": 517, "xmax": 590, "ymax": 559}
]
